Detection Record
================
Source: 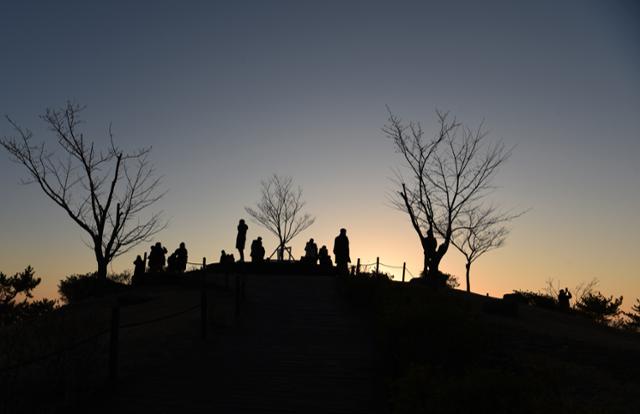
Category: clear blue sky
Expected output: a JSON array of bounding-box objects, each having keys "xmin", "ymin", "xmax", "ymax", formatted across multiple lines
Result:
[{"xmin": 1, "ymin": 0, "xmax": 639, "ymax": 304}]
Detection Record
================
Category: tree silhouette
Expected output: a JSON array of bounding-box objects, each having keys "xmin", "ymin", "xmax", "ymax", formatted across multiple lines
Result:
[
  {"xmin": 576, "ymin": 291, "xmax": 623, "ymax": 324},
  {"xmin": 245, "ymin": 174, "xmax": 315, "ymax": 260},
  {"xmin": 0, "ymin": 266, "xmax": 56, "ymax": 325},
  {"xmin": 624, "ymin": 299, "xmax": 640, "ymax": 330},
  {"xmin": 451, "ymin": 206, "xmax": 522, "ymax": 292},
  {"xmin": 1, "ymin": 102, "xmax": 166, "ymax": 281},
  {"xmin": 384, "ymin": 109, "xmax": 511, "ymax": 279}
]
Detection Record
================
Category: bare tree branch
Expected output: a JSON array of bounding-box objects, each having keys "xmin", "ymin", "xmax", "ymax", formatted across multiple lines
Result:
[
  {"xmin": 1, "ymin": 102, "xmax": 166, "ymax": 279},
  {"xmin": 384, "ymin": 108, "xmax": 515, "ymax": 281},
  {"xmin": 245, "ymin": 174, "xmax": 315, "ymax": 260}
]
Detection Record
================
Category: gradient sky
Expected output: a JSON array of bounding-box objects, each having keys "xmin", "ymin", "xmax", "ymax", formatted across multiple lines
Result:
[{"xmin": 1, "ymin": 0, "xmax": 639, "ymax": 307}]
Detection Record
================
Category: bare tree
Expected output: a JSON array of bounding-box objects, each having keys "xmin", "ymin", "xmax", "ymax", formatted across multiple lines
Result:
[
  {"xmin": 451, "ymin": 206, "xmax": 522, "ymax": 292},
  {"xmin": 384, "ymin": 109, "xmax": 512, "ymax": 280},
  {"xmin": 245, "ymin": 174, "xmax": 315, "ymax": 260},
  {"xmin": 1, "ymin": 102, "xmax": 166, "ymax": 281}
]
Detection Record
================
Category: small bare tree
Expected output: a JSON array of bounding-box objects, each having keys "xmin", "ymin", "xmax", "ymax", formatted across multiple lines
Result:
[
  {"xmin": 245, "ymin": 174, "xmax": 315, "ymax": 260},
  {"xmin": 384, "ymin": 109, "xmax": 512, "ymax": 280},
  {"xmin": 1, "ymin": 102, "xmax": 166, "ymax": 281},
  {"xmin": 451, "ymin": 206, "xmax": 522, "ymax": 292}
]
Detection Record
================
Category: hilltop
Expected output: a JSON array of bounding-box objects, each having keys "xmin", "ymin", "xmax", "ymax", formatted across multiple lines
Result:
[{"xmin": 2, "ymin": 266, "xmax": 639, "ymax": 413}]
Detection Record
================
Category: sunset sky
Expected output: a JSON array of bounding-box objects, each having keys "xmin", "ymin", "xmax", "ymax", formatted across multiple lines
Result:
[{"xmin": 1, "ymin": 0, "xmax": 638, "ymax": 307}]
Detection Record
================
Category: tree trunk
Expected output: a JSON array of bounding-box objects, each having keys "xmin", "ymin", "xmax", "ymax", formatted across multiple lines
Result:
[
  {"xmin": 278, "ymin": 242, "xmax": 285, "ymax": 261},
  {"xmin": 422, "ymin": 249, "xmax": 429, "ymax": 277},
  {"xmin": 465, "ymin": 262, "xmax": 471, "ymax": 293},
  {"xmin": 96, "ymin": 257, "xmax": 108, "ymax": 281}
]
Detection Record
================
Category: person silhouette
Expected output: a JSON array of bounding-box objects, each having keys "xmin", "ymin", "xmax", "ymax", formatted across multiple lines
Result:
[
  {"xmin": 250, "ymin": 236, "xmax": 265, "ymax": 263},
  {"xmin": 133, "ymin": 255, "xmax": 145, "ymax": 277},
  {"xmin": 304, "ymin": 238, "xmax": 319, "ymax": 264},
  {"xmin": 167, "ymin": 250, "xmax": 178, "ymax": 273},
  {"xmin": 425, "ymin": 228, "xmax": 437, "ymax": 275},
  {"xmin": 319, "ymin": 245, "xmax": 332, "ymax": 269},
  {"xmin": 333, "ymin": 228, "xmax": 350, "ymax": 275},
  {"xmin": 176, "ymin": 242, "xmax": 188, "ymax": 272},
  {"xmin": 236, "ymin": 219, "xmax": 248, "ymax": 262},
  {"xmin": 148, "ymin": 242, "xmax": 168, "ymax": 273},
  {"xmin": 558, "ymin": 288, "xmax": 572, "ymax": 310}
]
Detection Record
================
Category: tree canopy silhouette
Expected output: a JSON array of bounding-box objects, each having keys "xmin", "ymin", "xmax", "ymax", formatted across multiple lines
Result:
[
  {"xmin": 245, "ymin": 174, "xmax": 315, "ymax": 260},
  {"xmin": 384, "ymin": 109, "xmax": 512, "ymax": 279},
  {"xmin": 0, "ymin": 266, "xmax": 56, "ymax": 325},
  {"xmin": 1, "ymin": 102, "xmax": 166, "ymax": 281}
]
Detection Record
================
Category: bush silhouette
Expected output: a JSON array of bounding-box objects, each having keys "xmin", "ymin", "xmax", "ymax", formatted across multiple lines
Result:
[
  {"xmin": 575, "ymin": 291, "xmax": 623, "ymax": 324},
  {"xmin": 0, "ymin": 266, "xmax": 56, "ymax": 325},
  {"xmin": 58, "ymin": 271, "xmax": 130, "ymax": 304}
]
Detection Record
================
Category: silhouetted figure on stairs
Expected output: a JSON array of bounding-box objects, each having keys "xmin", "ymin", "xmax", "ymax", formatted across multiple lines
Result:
[
  {"xmin": 236, "ymin": 219, "xmax": 248, "ymax": 262},
  {"xmin": 333, "ymin": 228, "xmax": 350, "ymax": 275}
]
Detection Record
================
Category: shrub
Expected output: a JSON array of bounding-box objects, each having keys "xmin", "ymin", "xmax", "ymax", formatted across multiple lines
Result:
[
  {"xmin": 511, "ymin": 290, "xmax": 557, "ymax": 310},
  {"xmin": 58, "ymin": 271, "xmax": 130, "ymax": 304},
  {"xmin": 623, "ymin": 299, "xmax": 640, "ymax": 331},
  {"xmin": 0, "ymin": 266, "xmax": 57, "ymax": 325},
  {"xmin": 575, "ymin": 291, "xmax": 623, "ymax": 324}
]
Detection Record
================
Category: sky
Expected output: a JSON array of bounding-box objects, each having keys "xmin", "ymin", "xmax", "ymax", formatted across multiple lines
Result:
[{"xmin": 1, "ymin": 0, "xmax": 639, "ymax": 307}]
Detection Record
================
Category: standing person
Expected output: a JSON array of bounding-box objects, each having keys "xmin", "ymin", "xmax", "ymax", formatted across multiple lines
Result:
[
  {"xmin": 558, "ymin": 288, "xmax": 572, "ymax": 310},
  {"xmin": 333, "ymin": 228, "xmax": 350, "ymax": 275},
  {"xmin": 133, "ymin": 254, "xmax": 145, "ymax": 277},
  {"xmin": 236, "ymin": 219, "xmax": 248, "ymax": 262},
  {"xmin": 148, "ymin": 242, "xmax": 167, "ymax": 273},
  {"xmin": 176, "ymin": 242, "xmax": 188, "ymax": 272}
]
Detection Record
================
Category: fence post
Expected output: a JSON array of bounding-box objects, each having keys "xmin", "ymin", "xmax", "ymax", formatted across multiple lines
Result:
[
  {"xmin": 202, "ymin": 257, "xmax": 206, "ymax": 270},
  {"xmin": 235, "ymin": 274, "xmax": 241, "ymax": 317},
  {"xmin": 201, "ymin": 288, "xmax": 208, "ymax": 340},
  {"xmin": 402, "ymin": 262, "xmax": 406, "ymax": 282},
  {"xmin": 108, "ymin": 306, "xmax": 120, "ymax": 386},
  {"xmin": 376, "ymin": 257, "xmax": 379, "ymax": 274},
  {"xmin": 241, "ymin": 273, "xmax": 247, "ymax": 302},
  {"xmin": 356, "ymin": 258, "xmax": 360, "ymax": 275}
]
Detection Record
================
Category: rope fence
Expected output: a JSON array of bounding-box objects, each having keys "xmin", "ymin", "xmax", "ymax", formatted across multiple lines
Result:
[
  {"xmin": 353, "ymin": 257, "xmax": 418, "ymax": 282},
  {"xmin": 0, "ymin": 302, "xmax": 201, "ymax": 376},
  {"xmin": 0, "ymin": 270, "xmax": 247, "ymax": 384}
]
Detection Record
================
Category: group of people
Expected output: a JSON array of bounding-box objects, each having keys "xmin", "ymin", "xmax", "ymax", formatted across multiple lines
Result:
[
  {"xmin": 134, "ymin": 219, "xmax": 352, "ymax": 276},
  {"xmin": 234, "ymin": 219, "xmax": 351, "ymax": 274},
  {"xmin": 133, "ymin": 241, "xmax": 188, "ymax": 276}
]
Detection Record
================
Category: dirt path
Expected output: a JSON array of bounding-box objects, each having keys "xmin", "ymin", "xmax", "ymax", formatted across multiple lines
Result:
[{"xmin": 97, "ymin": 274, "xmax": 382, "ymax": 413}]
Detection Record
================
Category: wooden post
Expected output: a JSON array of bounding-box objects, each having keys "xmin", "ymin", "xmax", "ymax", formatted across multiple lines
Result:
[
  {"xmin": 376, "ymin": 257, "xmax": 379, "ymax": 274},
  {"xmin": 202, "ymin": 257, "xmax": 206, "ymax": 270},
  {"xmin": 402, "ymin": 262, "xmax": 406, "ymax": 282},
  {"xmin": 241, "ymin": 273, "xmax": 247, "ymax": 302},
  {"xmin": 108, "ymin": 306, "xmax": 120, "ymax": 385},
  {"xmin": 356, "ymin": 258, "xmax": 361, "ymax": 275},
  {"xmin": 201, "ymin": 288, "xmax": 208, "ymax": 340},
  {"xmin": 235, "ymin": 274, "xmax": 241, "ymax": 317}
]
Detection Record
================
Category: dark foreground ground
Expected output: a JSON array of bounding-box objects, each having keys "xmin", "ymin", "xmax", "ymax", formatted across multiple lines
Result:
[
  {"xmin": 3, "ymin": 269, "xmax": 640, "ymax": 414},
  {"xmin": 92, "ymin": 273, "xmax": 381, "ymax": 414}
]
